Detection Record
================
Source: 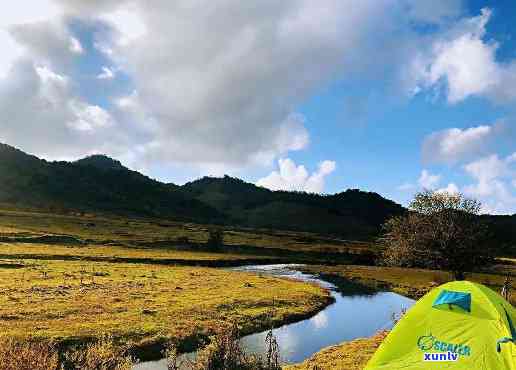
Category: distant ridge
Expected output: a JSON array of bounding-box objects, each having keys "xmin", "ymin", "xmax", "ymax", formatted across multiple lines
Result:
[
  {"xmin": 183, "ymin": 175, "xmax": 406, "ymax": 238},
  {"xmin": 75, "ymin": 155, "xmax": 126, "ymax": 171},
  {"xmin": 0, "ymin": 143, "xmax": 405, "ymax": 238}
]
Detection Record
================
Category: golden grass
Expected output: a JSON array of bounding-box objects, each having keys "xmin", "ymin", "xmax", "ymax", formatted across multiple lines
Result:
[
  {"xmin": 0, "ymin": 243, "xmax": 268, "ymax": 262},
  {"xmin": 0, "ymin": 259, "xmax": 331, "ymax": 353},
  {"xmin": 284, "ymin": 331, "xmax": 388, "ymax": 370}
]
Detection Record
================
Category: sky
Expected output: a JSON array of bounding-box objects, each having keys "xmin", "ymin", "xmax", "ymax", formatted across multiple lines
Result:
[{"xmin": 1, "ymin": 1, "xmax": 516, "ymax": 214}]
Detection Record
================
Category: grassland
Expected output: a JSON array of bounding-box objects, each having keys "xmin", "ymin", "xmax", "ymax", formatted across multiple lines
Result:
[
  {"xmin": 2, "ymin": 207, "xmax": 515, "ymax": 368},
  {"xmin": 0, "ymin": 208, "xmax": 370, "ymax": 255},
  {"xmin": 0, "ymin": 207, "xmax": 343, "ymax": 363},
  {"xmin": 0, "ymin": 258, "xmax": 332, "ymax": 358}
]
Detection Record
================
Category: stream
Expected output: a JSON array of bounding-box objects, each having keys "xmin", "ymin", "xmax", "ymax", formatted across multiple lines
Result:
[{"xmin": 134, "ymin": 264, "xmax": 414, "ymax": 369}]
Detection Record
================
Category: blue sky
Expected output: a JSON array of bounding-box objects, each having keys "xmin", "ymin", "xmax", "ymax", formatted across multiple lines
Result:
[{"xmin": 1, "ymin": 1, "xmax": 516, "ymax": 214}]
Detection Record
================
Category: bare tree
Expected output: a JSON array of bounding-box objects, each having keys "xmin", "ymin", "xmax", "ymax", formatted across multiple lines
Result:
[{"xmin": 380, "ymin": 190, "xmax": 493, "ymax": 280}]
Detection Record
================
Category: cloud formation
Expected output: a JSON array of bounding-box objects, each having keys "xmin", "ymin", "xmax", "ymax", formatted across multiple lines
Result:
[
  {"xmin": 422, "ymin": 124, "xmax": 501, "ymax": 164},
  {"xmin": 0, "ymin": 0, "xmax": 472, "ymax": 172},
  {"xmin": 410, "ymin": 8, "xmax": 516, "ymax": 104},
  {"xmin": 436, "ymin": 183, "xmax": 460, "ymax": 195},
  {"xmin": 418, "ymin": 169, "xmax": 441, "ymax": 189},
  {"xmin": 257, "ymin": 158, "xmax": 336, "ymax": 193},
  {"xmin": 462, "ymin": 154, "xmax": 516, "ymax": 214}
]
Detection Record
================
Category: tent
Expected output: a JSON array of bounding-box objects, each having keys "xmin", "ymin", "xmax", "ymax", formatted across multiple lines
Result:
[{"xmin": 365, "ymin": 280, "xmax": 516, "ymax": 369}]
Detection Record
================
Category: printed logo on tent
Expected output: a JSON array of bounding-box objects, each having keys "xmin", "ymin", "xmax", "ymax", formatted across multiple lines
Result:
[{"xmin": 417, "ymin": 334, "xmax": 471, "ymax": 356}]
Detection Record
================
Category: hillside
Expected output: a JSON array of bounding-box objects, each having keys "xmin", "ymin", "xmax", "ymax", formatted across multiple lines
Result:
[
  {"xmin": 0, "ymin": 144, "xmax": 221, "ymax": 222},
  {"xmin": 183, "ymin": 176, "xmax": 406, "ymax": 238},
  {"xmin": 0, "ymin": 143, "xmax": 402, "ymax": 238}
]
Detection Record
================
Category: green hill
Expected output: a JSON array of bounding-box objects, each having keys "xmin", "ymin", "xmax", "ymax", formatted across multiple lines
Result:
[
  {"xmin": 0, "ymin": 144, "xmax": 222, "ymax": 222},
  {"xmin": 0, "ymin": 143, "xmax": 405, "ymax": 238},
  {"xmin": 183, "ymin": 176, "xmax": 405, "ymax": 238}
]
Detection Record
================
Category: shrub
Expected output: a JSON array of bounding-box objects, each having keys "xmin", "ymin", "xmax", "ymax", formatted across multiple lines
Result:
[
  {"xmin": 62, "ymin": 337, "xmax": 133, "ymax": 370},
  {"xmin": 206, "ymin": 228, "xmax": 224, "ymax": 252},
  {"xmin": 167, "ymin": 324, "xmax": 281, "ymax": 370},
  {"xmin": 0, "ymin": 338, "xmax": 59, "ymax": 370}
]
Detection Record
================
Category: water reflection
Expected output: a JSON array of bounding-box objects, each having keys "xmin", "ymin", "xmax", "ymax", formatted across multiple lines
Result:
[{"xmin": 310, "ymin": 310, "xmax": 328, "ymax": 330}]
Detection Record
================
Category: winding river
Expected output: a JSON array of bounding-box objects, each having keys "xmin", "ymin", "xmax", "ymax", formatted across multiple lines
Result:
[{"xmin": 135, "ymin": 264, "xmax": 414, "ymax": 369}]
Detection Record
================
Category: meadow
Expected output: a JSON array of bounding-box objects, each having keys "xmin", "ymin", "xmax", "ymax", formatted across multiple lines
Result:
[
  {"xmin": 0, "ymin": 258, "xmax": 331, "ymax": 355},
  {"xmin": 0, "ymin": 207, "xmax": 370, "ymax": 255},
  {"xmin": 1, "ymin": 207, "xmax": 515, "ymax": 369},
  {"xmin": 0, "ymin": 207, "xmax": 338, "ymax": 367}
]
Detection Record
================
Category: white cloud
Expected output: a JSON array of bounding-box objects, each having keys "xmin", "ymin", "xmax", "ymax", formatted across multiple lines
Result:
[
  {"xmin": 436, "ymin": 183, "xmax": 460, "ymax": 194},
  {"xmin": 418, "ymin": 169, "xmax": 441, "ymax": 189},
  {"xmin": 0, "ymin": 0, "xmax": 63, "ymax": 78},
  {"xmin": 3, "ymin": 0, "xmax": 515, "ymax": 184},
  {"xmin": 422, "ymin": 125, "xmax": 496, "ymax": 164},
  {"xmin": 257, "ymin": 158, "xmax": 336, "ymax": 194},
  {"xmin": 0, "ymin": 61, "xmax": 124, "ymax": 160},
  {"xmin": 58, "ymin": 0, "xmax": 466, "ymax": 169},
  {"xmin": 100, "ymin": 5, "xmax": 147, "ymax": 46},
  {"xmin": 410, "ymin": 8, "xmax": 516, "ymax": 104},
  {"xmin": 463, "ymin": 154, "xmax": 509, "ymax": 185},
  {"xmin": 463, "ymin": 154, "xmax": 516, "ymax": 214},
  {"xmin": 97, "ymin": 66, "xmax": 115, "ymax": 80},
  {"xmin": 68, "ymin": 36, "xmax": 83, "ymax": 54},
  {"xmin": 67, "ymin": 103, "xmax": 114, "ymax": 132}
]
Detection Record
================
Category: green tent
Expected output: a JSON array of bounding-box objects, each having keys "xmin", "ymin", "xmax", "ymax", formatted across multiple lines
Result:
[{"xmin": 365, "ymin": 281, "xmax": 516, "ymax": 369}]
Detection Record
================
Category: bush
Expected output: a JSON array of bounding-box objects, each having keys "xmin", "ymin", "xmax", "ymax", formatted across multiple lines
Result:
[
  {"xmin": 167, "ymin": 324, "xmax": 281, "ymax": 370},
  {"xmin": 206, "ymin": 228, "xmax": 224, "ymax": 252},
  {"xmin": 62, "ymin": 337, "xmax": 133, "ymax": 370},
  {"xmin": 0, "ymin": 338, "xmax": 59, "ymax": 370}
]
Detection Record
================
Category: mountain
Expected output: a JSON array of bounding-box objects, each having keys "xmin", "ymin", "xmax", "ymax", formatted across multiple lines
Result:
[
  {"xmin": 0, "ymin": 144, "xmax": 406, "ymax": 238},
  {"xmin": 183, "ymin": 175, "xmax": 406, "ymax": 238},
  {"xmin": 74, "ymin": 155, "xmax": 126, "ymax": 171},
  {"xmin": 0, "ymin": 144, "xmax": 221, "ymax": 222}
]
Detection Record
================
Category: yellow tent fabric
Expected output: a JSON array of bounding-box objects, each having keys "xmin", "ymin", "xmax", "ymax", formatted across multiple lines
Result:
[{"xmin": 365, "ymin": 281, "xmax": 516, "ymax": 369}]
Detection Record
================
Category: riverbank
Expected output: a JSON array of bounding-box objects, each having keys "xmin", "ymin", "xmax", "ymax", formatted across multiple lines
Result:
[
  {"xmin": 296, "ymin": 264, "xmax": 516, "ymax": 305},
  {"xmin": 0, "ymin": 259, "xmax": 333, "ymax": 362},
  {"xmin": 284, "ymin": 331, "xmax": 387, "ymax": 370}
]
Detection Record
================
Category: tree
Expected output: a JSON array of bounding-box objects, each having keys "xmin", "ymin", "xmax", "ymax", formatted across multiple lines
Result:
[
  {"xmin": 380, "ymin": 190, "xmax": 493, "ymax": 280},
  {"xmin": 206, "ymin": 228, "xmax": 224, "ymax": 252}
]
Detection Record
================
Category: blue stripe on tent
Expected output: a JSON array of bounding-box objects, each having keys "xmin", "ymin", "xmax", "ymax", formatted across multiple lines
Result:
[{"xmin": 432, "ymin": 290, "xmax": 471, "ymax": 312}]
